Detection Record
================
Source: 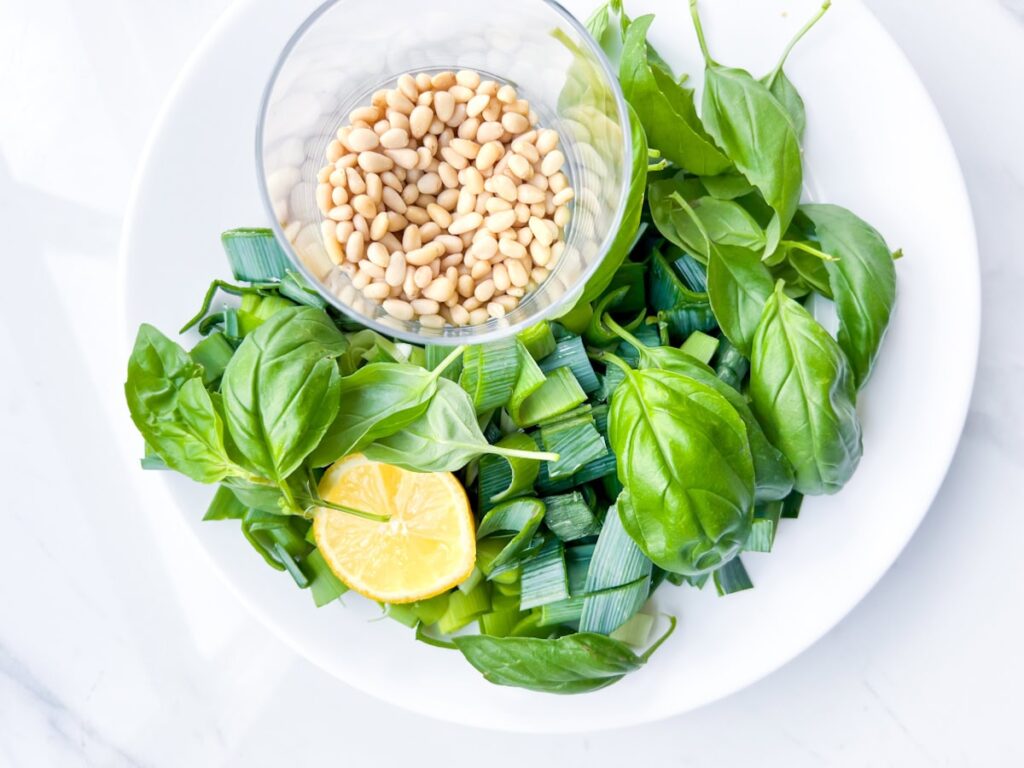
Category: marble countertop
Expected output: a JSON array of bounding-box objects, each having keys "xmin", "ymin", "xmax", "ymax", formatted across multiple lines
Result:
[{"xmin": 1, "ymin": 0, "xmax": 1021, "ymax": 764}]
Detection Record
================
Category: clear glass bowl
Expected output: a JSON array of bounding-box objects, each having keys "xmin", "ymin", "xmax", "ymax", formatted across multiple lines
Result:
[{"xmin": 256, "ymin": 0, "xmax": 631, "ymax": 345}]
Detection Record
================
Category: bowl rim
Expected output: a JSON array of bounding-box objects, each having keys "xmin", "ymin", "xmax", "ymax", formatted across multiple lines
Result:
[{"xmin": 254, "ymin": 0, "xmax": 633, "ymax": 345}]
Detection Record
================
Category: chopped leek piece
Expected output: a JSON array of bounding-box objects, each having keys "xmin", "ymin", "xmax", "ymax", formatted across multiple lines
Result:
[
  {"xmin": 141, "ymin": 442, "xmax": 168, "ymax": 470},
  {"xmin": 746, "ymin": 500, "xmax": 784, "ymax": 553},
  {"xmin": 543, "ymin": 491, "xmax": 601, "ymax": 541},
  {"xmin": 536, "ymin": 544, "xmax": 594, "ymax": 627},
  {"xmin": 509, "ymin": 342, "xmax": 547, "ymax": 425},
  {"xmin": 477, "ymin": 432, "xmax": 542, "ymax": 508},
  {"xmin": 520, "ymin": 538, "xmax": 570, "ymax": 609},
  {"xmin": 540, "ymin": 412, "xmax": 608, "ymax": 480},
  {"xmin": 713, "ymin": 557, "xmax": 754, "ymax": 596},
  {"xmin": 459, "ymin": 338, "xmax": 519, "ymax": 412},
  {"xmin": 221, "ymin": 228, "xmax": 293, "ymax": 281},
  {"xmin": 538, "ymin": 335, "xmax": 601, "ymax": 393},
  {"xmin": 516, "ymin": 367, "xmax": 587, "ymax": 427},
  {"xmin": 476, "ymin": 498, "xmax": 547, "ymax": 575},
  {"xmin": 458, "ymin": 567, "xmax": 484, "ymax": 595},
  {"xmin": 438, "ymin": 582, "xmax": 492, "ymax": 634},
  {"xmin": 278, "ymin": 270, "xmax": 327, "ymax": 309},
  {"xmin": 480, "ymin": 608, "xmax": 524, "ymax": 637},
  {"xmin": 536, "ymin": 451, "xmax": 618, "ymax": 494},
  {"xmin": 781, "ymin": 491, "xmax": 804, "ymax": 519},
  {"xmin": 190, "ymin": 332, "xmax": 235, "ymax": 386},
  {"xmin": 580, "ymin": 501, "xmax": 652, "ymax": 634},
  {"xmin": 518, "ymin": 321, "xmax": 557, "ymax": 360},
  {"xmin": 384, "ymin": 603, "xmax": 419, "ymax": 628},
  {"xmin": 673, "ymin": 251, "xmax": 708, "ymax": 292},
  {"xmin": 680, "ymin": 330, "xmax": 720, "ymax": 365},
  {"xmin": 609, "ymin": 611, "xmax": 655, "ymax": 647},
  {"xmin": 203, "ymin": 485, "xmax": 246, "ymax": 520},
  {"xmin": 649, "ymin": 248, "xmax": 717, "ymax": 338},
  {"xmin": 714, "ymin": 338, "xmax": 749, "ymax": 391},
  {"xmin": 304, "ymin": 549, "xmax": 347, "ymax": 606}
]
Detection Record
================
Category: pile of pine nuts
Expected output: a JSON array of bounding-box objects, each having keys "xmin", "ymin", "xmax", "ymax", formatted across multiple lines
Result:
[{"xmin": 315, "ymin": 69, "xmax": 574, "ymax": 328}]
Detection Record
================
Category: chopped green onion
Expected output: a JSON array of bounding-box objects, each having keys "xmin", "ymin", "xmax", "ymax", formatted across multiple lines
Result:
[
  {"xmin": 609, "ymin": 611, "xmax": 655, "ymax": 647},
  {"xmin": 713, "ymin": 557, "xmax": 754, "ymax": 596},
  {"xmin": 580, "ymin": 500, "xmax": 652, "ymax": 634},
  {"xmin": 305, "ymin": 549, "xmax": 348, "ymax": 606},
  {"xmin": 477, "ymin": 432, "xmax": 542, "ymax": 508},
  {"xmin": 539, "ymin": 411, "xmax": 608, "ymax": 480},
  {"xmin": 221, "ymin": 228, "xmax": 293, "ymax": 281},
  {"xmin": 438, "ymin": 582, "xmax": 491, "ymax": 634},
  {"xmin": 536, "ymin": 451, "xmax": 618, "ymax": 494},
  {"xmin": 203, "ymin": 485, "xmax": 247, "ymax": 521},
  {"xmin": 509, "ymin": 341, "xmax": 547, "ymax": 425},
  {"xmin": 536, "ymin": 543, "xmax": 594, "ymax": 626},
  {"xmin": 781, "ymin": 491, "xmax": 804, "ymax": 519},
  {"xmin": 516, "ymin": 367, "xmax": 587, "ymax": 427},
  {"xmin": 476, "ymin": 498, "xmax": 546, "ymax": 575},
  {"xmin": 520, "ymin": 538, "xmax": 570, "ymax": 609},
  {"xmin": 543, "ymin": 491, "xmax": 601, "ymax": 541},
  {"xmin": 746, "ymin": 500, "xmax": 784, "ymax": 553},
  {"xmin": 680, "ymin": 330, "xmax": 720, "ymax": 365},
  {"xmin": 714, "ymin": 338, "xmax": 749, "ymax": 390},
  {"xmin": 190, "ymin": 332, "xmax": 235, "ymax": 386},
  {"xmin": 459, "ymin": 338, "xmax": 519, "ymax": 412},
  {"xmin": 538, "ymin": 336, "xmax": 601, "ymax": 393},
  {"xmin": 518, "ymin": 321, "xmax": 557, "ymax": 360}
]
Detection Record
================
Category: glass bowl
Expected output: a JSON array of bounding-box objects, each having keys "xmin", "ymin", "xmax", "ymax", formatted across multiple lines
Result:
[{"xmin": 256, "ymin": 0, "xmax": 631, "ymax": 345}]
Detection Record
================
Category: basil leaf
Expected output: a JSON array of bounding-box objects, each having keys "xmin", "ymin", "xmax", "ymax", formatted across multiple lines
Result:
[
  {"xmin": 801, "ymin": 204, "xmax": 897, "ymax": 388},
  {"xmin": 608, "ymin": 364, "xmax": 755, "ymax": 575},
  {"xmin": 707, "ymin": 244, "xmax": 775, "ymax": 356},
  {"xmin": 749, "ymin": 282, "xmax": 862, "ymax": 494},
  {"xmin": 221, "ymin": 306, "xmax": 347, "ymax": 483},
  {"xmin": 764, "ymin": 70, "xmax": 806, "ymax": 140},
  {"xmin": 579, "ymin": 103, "xmax": 648, "ymax": 303},
  {"xmin": 454, "ymin": 618, "xmax": 675, "ymax": 694},
  {"xmin": 620, "ymin": 15, "xmax": 730, "ymax": 175},
  {"xmin": 125, "ymin": 324, "xmax": 236, "ymax": 483},
  {"xmin": 309, "ymin": 362, "xmax": 439, "ymax": 467},
  {"xmin": 363, "ymin": 379, "xmax": 555, "ymax": 472},
  {"xmin": 622, "ymin": 339, "xmax": 793, "ymax": 503}
]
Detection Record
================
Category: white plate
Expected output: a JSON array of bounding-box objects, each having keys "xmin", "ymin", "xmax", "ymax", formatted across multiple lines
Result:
[{"xmin": 119, "ymin": 0, "xmax": 978, "ymax": 732}]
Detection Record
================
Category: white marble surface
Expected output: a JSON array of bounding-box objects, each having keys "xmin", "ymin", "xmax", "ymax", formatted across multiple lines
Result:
[{"xmin": 0, "ymin": 0, "xmax": 1021, "ymax": 764}]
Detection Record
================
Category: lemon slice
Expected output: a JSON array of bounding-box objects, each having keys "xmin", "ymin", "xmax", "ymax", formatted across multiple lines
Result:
[{"xmin": 313, "ymin": 454, "xmax": 475, "ymax": 604}]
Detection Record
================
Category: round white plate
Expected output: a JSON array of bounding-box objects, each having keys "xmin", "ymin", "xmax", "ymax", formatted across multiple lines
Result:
[{"xmin": 119, "ymin": 0, "xmax": 978, "ymax": 732}]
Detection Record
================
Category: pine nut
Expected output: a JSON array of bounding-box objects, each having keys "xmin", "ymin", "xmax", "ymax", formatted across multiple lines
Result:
[
  {"xmin": 476, "ymin": 141, "xmax": 504, "ymax": 171},
  {"xmin": 512, "ymin": 139, "xmax": 540, "ymax": 164},
  {"xmin": 499, "ymin": 238, "xmax": 527, "ymax": 260},
  {"xmin": 427, "ymin": 203, "xmax": 452, "ymax": 228},
  {"xmin": 508, "ymin": 153, "xmax": 532, "ymax": 180},
  {"xmin": 529, "ymin": 239, "xmax": 551, "ymax": 266},
  {"xmin": 382, "ymin": 186, "xmax": 406, "ymax": 214},
  {"xmin": 531, "ymin": 202, "xmax": 547, "ymax": 219},
  {"xmin": 385, "ymin": 148, "xmax": 419, "ymax": 170},
  {"xmin": 447, "ymin": 103, "xmax": 468, "ymax": 128},
  {"xmin": 502, "ymin": 112, "xmax": 530, "ymax": 135},
  {"xmin": 438, "ymin": 163, "xmax": 459, "ymax": 188},
  {"xmin": 410, "ymin": 105, "xmax": 434, "ymax": 138},
  {"xmin": 465, "ymin": 93, "xmax": 489, "ymax": 118},
  {"xmin": 381, "ymin": 231, "xmax": 403, "ymax": 251},
  {"xmin": 493, "ymin": 263, "xmax": 511, "ymax": 292},
  {"xmin": 385, "ymin": 252, "xmax": 406, "ymax": 286},
  {"xmin": 517, "ymin": 184, "xmax": 545, "ymax": 204},
  {"xmin": 405, "ymin": 205, "xmax": 429, "ymax": 225},
  {"xmin": 352, "ymin": 271, "xmax": 371, "ymax": 290},
  {"xmin": 449, "ymin": 212, "xmax": 483, "ymax": 235},
  {"xmin": 482, "ymin": 100, "xmax": 502, "ymax": 123},
  {"xmin": 456, "ymin": 189, "xmax": 476, "ymax": 215},
  {"xmin": 382, "ymin": 299, "xmax": 414, "ymax": 321},
  {"xmin": 422, "ymin": 276, "xmax": 454, "ymax": 302},
  {"xmin": 507, "ymin": 258, "xmax": 529, "ymax": 287},
  {"xmin": 449, "ymin": 138, "xmax": 480, "ymax": 160},
  {"xmin": 485, "ymin": 210, "xmax": 516, "ymax": 233},
  {"xmin": 455, "ymin": 274, "xmax": 473, "ymax": 298},
  {"xmin": 363, "ymin": 282, "xmax": 391, "ymax": 300},
  {"xmin": 385, "ymin": 89, "xmax": 415, "ymax": 115},
  {"xmin": 419, "ymin": 222, "xmax": 442, "ymax": 241},
  {"xmin": 514, "ymin": 203, "xmax": 531, "ymax": 225},
  {"xmin": 322, "ymin": 220, "xmax": 343, "ymax": 264},
  {"xmin": 370, "ymin": 212, "xmax": 390, "ymax": 240},
  {"xmin": 541, "ymin": 150, "xmax": 566, "ymax": 176},
  {"xmin": 419, "ymin": 314, "xmax": 444, "ymax": 329},
  {"xmin": 410, "ymin": 298, "xmax": 440, "ymax": 315},
  {"xmin": 470, "ymin": 260, "xmax": 491, "ymax": 280},
  {"xmin": 413, "ymin": 265, "xmax": 433, "ymax": 288},
  {"xmin": 316, "ymin": 183, "xmax": 331, "ymax": 214},
  {"xmin": 554, "ymin": 206, "xmax": 571, "ymax": 228},
  {"xmin": 346, "ymin": 167, "xmax": 366, "ymax": 194},
  {"xmin": 487, "ymin": 302, "xmax": 506, "ymax": 319},
  {"xmin": 491, "ymin": 174, "xmax": 518, "ymax": 203},
  {"xmin": 441, "ymin": 253, "xmax": 463, "ymax": 270},
  {"xmin": 496, "ymin": 294, "xmax": 520, "ymax": 311},
  {"xmin": 406, "ymin": 241, "xmax": 445, "ymax": 267},
  {"xmin": 451, "ymin": 305, "xmax": 471, "ymax": 326},
  {"xmin": 352, "ymin": 194, "xmax": 376, "ymax": 219},
  {"xmin": 335, "ymin": 221, "xmax": 354, "ymax": 243},
  {"xmin": 433, "ymin": 90, "xmax": 455, "ymax": 122},
  {"xmin": 550, "ymin": 241, "xmax": 564, "ymax": 264},
  {"xmin": 346, "ymin": 231, "xmax": 365, "ymax": 262},
  {"xmin": 380, "ymin": 127, "xmax": 409, "ymax": 150},
  {"xmin": 486, "ymin": 197, "xmax": 513, "ymax": 214},
  {"xmin": 553, "ymin": 187, "xmax": 574, "ymax": 206},
  {"xmin": 458, "ymin": 118, "xmax": 480, "ymax": 140},
  {"xmin": 466, "ymin": 307, "xmax": 487, "ymax": 325},
  {"xmin": 431, "ymin": 71, "xmax": 455, "ymax": 90},
  {"xmin": 529, "ymin": 216, "xmax": 554, "ymax": 246},
  {"xmin": 346, "ymin": 127, "xmax": 380, "ymax": 151},
  {"xmin": 474, "ymin": 278, "xmax": 496, "ymax": 302},
  {"xmin": 456, "ymin": 69, "xmax": 481, "ymax": 89},
  {"xmin": 476, "ymin": 121, "xmax": 504, "ymax": 144},
  {"xmin": 437, "ymin": 188, "xmax": 460, "ymax": 211},
  {"xmin": 549, "ymin": 172, "xmax": 568, "ymax": 193}
]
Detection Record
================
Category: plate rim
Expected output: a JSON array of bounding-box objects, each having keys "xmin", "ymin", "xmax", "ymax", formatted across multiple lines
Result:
[{"xmin": 116, "ymin": 0, "xmax": 980, "ymax": 733}]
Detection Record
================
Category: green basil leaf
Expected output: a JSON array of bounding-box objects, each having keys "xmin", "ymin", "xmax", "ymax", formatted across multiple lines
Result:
[
  {"xmin": 454, "ymin": 630, "xmax": 642, "ymax": 694},
  {"xmin": 363, "ymin": 379, "xmax": 554, "ymax": 472},
  {"xmin": 749, "ymin": 282, "xmax": 862, "ymax": 494},
  {"xmin": 608, "ymin": 365, "xmax": 755, "ymax": 575},
  {"xmin": 707, "ymin": 244, "xmax": 775, "ymax": 356},
  {"xmin": 309, "ymin": 362, "xmax": 439, "ymax": 467},
  {"xmin": 125, "ymin": 324, "xmax": 236, "ymax": 483},
  {"xmin": 221, "ymin": 307, "xmax": 347, "ymax": 483},
  {"xmin": 619, "ymin": 15, "xmax": 730, "ymax": 175},
  {"xmin": 764, "ymin": 70, "xmax": 806, "ymax": 141},
  {"xmin": 801, "ymin": 204, "xmax": 897, "ymax": 388},
  {"xmin": 579, "ymin": 103, "xmax": 648, "ymax": 303}
]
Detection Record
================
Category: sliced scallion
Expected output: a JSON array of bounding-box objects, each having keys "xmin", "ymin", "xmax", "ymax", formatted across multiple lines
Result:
[
  {"xmin": 520, "ymin": 538, "xmax": 570, "ymax": 609},
  {"xmin": 538, "ymin": 335, "xmax": 601, "ymax": 394},
  {"xmin": 509, "ymin": 341, "xmax": 547, "ymax": 425},
  {"xmin": 437, "ymin": 582, "xmax": 492, "ymax": 634},
  {"xmin": 221, "ymin": 228, "xmax": 293, "ymax": 282},
  {"xmin": 477, "ymin": 432, "xmax": 543, "ymax": 508},
  {"xmin": 680, "ymin": 330, "xmax": 720, "ymax": 365},
  {"xmin": 745, "ymin": 500, "xmax": 784, "ymax": 553},
  {"xmin": 459, "ymin": 338, "xmax": 519, "ymax": 412},
  {"xmin": 518, "ymin": 321, "xmax": 557, "ymax": 360},
  {"xmin": 190, "ymin": 332, "xmax": 235, "ymax": 386},
  {"xmin": 540, "ymin": 412, "xmax": 608, "ymax": 480},
  {"xmin": 713, "ymin": 556, "xmax": 754, "ymax": 596},
  {"xmin": 476, "ymin": 498, "xmax": 547, "ymax": 575},
  {"xmin": 516, "ymin": 366, "xmax": 588, "ymax": 427},
  {"xmin": 543, "ymin": 491, "xmax": 601, "ymax": 541}
]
